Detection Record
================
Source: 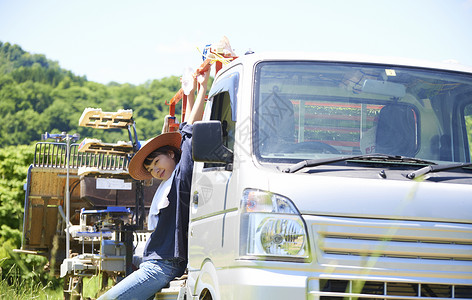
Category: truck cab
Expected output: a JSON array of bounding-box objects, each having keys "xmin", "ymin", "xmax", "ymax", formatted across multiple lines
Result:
[{"xmin": 187, "ymin": 53, "xmax": 472, "ymax": 299}]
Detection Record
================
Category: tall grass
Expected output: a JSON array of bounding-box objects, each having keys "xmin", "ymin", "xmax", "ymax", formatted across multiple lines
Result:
[
  {"xmin": 1, "ymin": 243, "xmax": 115, "ymax": 300},
  {"xmin": 0, "ymin": 264, "xmax": 109, "ymax": 299},
  {"xmin": 0, "ymin": 263, "xmax": 62, "ymax": 299}
]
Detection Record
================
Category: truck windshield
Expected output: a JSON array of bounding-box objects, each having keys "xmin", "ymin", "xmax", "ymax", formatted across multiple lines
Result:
[{"xmin": 254, "ymin": 61, "xmax": 472, "ymax": 164}]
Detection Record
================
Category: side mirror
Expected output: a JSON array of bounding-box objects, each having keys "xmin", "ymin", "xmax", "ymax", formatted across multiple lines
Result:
[{"xmin": 192, "ymin": 121, "xmax": 233, "ymax": 164}]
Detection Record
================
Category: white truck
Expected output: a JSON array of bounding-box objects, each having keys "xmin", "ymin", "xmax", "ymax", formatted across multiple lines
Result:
[{"xmin": 172, "ymin": 52, "xmax": 472, "ymax": 299}]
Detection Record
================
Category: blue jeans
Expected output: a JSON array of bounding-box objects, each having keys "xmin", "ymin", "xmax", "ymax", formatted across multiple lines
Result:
[{"xmin": 98, "ymin": 259, "xmax": 186, "ymax": 300}]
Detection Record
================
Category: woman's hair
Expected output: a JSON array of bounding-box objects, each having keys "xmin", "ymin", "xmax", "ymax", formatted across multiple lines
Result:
[{"xmin": 143, "ymin": 145, "xmax": 181, "ymax": 168}]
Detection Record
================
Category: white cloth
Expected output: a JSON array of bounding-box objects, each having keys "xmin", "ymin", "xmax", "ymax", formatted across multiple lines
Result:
[{"xmin": 147, "ymin": 163, "xmax": 179, "ymax": 230}]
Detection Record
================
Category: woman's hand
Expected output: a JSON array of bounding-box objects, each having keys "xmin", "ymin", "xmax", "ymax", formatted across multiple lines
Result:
[
  {"xmin": 196, "ymin": 69, "xmax": 210, "ymax": 91},
  {"xmin": 162, "ymin": 114, "xmax": 172, "ymax": 133},
  {"xmin": 187, "ymin": 68, "xmax": 211, "ymax": 124},
  {"xmin": 182, "ymin": 71, "xmax": 198, "ymax": 121}
]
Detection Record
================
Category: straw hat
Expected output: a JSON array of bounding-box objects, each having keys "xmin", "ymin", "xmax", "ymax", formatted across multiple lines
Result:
[{"xmin": 128, "ymin": 132, "xmax": 182, "ymax": 180}]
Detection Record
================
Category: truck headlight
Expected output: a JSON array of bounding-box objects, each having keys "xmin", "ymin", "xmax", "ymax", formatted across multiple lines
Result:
[{"xmin": 240, "ymin": 189, "xmax": 309, "ymax": 260}]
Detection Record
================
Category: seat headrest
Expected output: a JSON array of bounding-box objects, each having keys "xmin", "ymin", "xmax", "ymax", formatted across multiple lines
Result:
[{"xmin": 375, "ymin": 104, "xmax": 418, "ymax": 156}]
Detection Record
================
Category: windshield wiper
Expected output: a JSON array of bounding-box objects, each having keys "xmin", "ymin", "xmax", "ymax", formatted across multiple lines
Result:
[
  {"xmin": 405, "ymin": 162, "xmax": 472, "ymax": 179},
  {"xmin": 282, "ymin": 154, "xmax": 435, "ymax": 173}
]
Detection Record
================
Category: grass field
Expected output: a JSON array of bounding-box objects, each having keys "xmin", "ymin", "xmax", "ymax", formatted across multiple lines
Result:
[{"xmin": 0, "ymin": 266, "xmax": 109, "ymax": 300}]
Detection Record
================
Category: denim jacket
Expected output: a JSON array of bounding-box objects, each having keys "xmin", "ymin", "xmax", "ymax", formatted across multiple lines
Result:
[{"xmin": 142, "ymin": 123, "xmax": 193, "ymax": 269}]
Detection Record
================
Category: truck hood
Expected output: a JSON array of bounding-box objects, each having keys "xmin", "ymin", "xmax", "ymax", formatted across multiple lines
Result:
[{"xmin": 265, "ymin": 169, "xmax": 472, "ymax": 224}]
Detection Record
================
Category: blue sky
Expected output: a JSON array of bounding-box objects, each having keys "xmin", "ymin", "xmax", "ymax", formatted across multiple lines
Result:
[{"xmin": 1, "ymin": 0, "xmax": 471, "ymax": 85}]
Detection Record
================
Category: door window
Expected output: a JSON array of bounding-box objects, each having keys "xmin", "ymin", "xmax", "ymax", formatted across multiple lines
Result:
[{"xmin": 464, "ymin": 103, "xmax": 472, "ymax": 160}]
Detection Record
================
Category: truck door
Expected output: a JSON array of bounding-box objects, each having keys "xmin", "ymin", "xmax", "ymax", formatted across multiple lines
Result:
[{"xmin": 188, "ymin": 71, "xmax": 239, "ymax": 285}]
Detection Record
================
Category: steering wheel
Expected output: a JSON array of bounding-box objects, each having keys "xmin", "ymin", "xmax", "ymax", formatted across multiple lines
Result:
[{"xmin": 285, "ymin": 141, "xmax": 340, "ymax": 154}]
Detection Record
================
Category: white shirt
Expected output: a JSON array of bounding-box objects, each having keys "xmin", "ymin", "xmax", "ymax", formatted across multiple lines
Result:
[{"xmin": 147, "ymin": 163, "xmax": 178, "ymax": 230}]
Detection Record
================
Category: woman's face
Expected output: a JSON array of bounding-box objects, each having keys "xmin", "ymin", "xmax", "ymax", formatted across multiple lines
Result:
[{"xmin": 144, "ymin": 152, "xmax": 176, "ymax": 181}]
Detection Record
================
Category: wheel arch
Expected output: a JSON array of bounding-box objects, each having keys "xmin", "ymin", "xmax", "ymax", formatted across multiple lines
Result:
[{"xmin": 192, "ymin": 258, "xmax": 220, "ymax": 300}]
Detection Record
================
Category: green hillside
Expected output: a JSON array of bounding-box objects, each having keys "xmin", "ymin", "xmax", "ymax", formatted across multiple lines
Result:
[{"xmin": 0, "ymin": 41, "xmax": 181, "ymax": 147}]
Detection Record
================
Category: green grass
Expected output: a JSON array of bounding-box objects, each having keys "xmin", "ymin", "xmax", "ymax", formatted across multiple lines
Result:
[
  {"xmin": 0, "ymin": 264, "xmax": 112, "ymax": 300},
  {"xmin": 0, "ymin": 270, "xmax": 62, "ymax": 299},
  {"xmin": 82, "ymin": 274, "xmax": 114, "ymax": 299}
]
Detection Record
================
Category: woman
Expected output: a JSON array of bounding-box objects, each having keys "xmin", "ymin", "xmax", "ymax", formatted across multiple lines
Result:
[{"xmin": 98, "ymin": 69, "xmax": 210, "ymax": 300}]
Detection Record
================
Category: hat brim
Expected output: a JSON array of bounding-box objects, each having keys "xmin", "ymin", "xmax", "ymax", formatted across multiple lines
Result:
[{"xmin": 128, "ymin": 132, "xmax": 182, "ymax": 180}]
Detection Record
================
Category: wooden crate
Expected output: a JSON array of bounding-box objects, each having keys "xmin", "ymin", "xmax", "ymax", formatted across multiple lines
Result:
[{"xmin": 23, "ymin": 168, "xmax": 83, "ymax": 252}]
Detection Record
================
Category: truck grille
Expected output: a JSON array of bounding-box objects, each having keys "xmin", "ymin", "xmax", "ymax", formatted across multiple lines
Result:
[
  {"xmin": 321, "ymin": 234, "xmax": 472, "ymax": 261},
  {"xmin": 315, "ymin": 279, "xmax": 472, "ymax": 299},
  {"xmin": 308, "ymin": 215, "xmax": 472, "ymax": 274}
]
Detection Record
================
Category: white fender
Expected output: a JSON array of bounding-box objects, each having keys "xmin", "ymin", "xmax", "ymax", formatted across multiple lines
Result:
[{"xmin": 192, "ymin": 260, "xmax": 220, "ymax": 300}]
